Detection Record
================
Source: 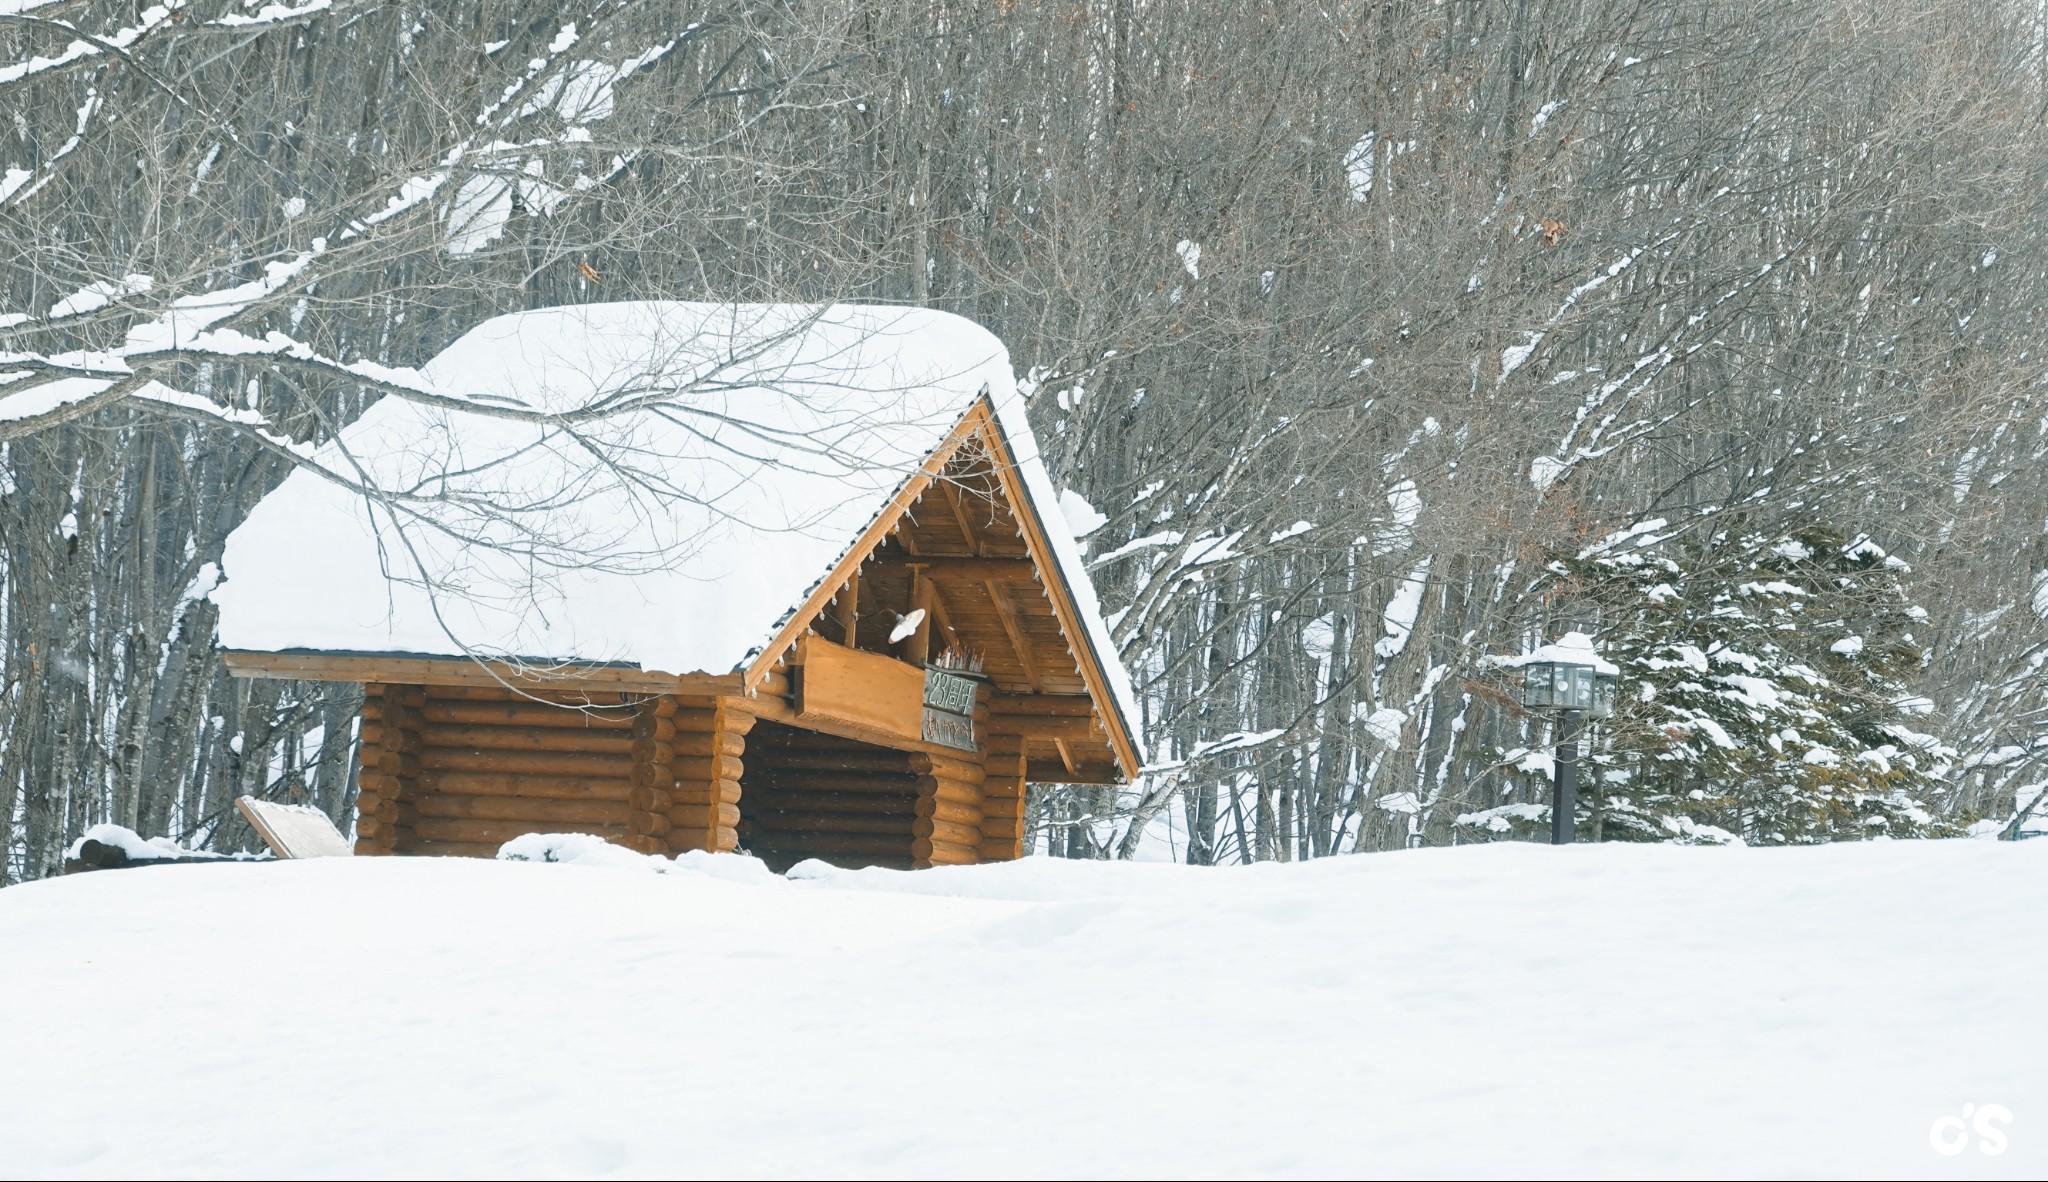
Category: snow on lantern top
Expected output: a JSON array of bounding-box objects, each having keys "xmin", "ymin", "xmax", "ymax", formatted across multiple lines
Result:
[{"xmin": 1488, "ymin": 631, "xmax": 1620, "ymax": 717}]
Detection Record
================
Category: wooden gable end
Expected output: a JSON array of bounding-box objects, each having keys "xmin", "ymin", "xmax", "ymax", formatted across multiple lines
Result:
[{"xmin": 745, "ymin": 398, "xmax": 1140, "ymax": 785}]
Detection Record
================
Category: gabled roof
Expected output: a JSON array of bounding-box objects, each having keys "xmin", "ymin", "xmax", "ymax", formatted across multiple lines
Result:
[{"xmin": 213, "ymin": 301, "xmax": 1140, "ymax": 767}]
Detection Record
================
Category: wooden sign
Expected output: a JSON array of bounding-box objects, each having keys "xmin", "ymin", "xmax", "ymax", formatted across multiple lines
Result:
[
  {"xmin": 236, "ymin": 796, "xmax": 354, "ymax": 859},
  {"xmin": 921, "ymin": 667, "xmax": 978, "ymax": 752}
]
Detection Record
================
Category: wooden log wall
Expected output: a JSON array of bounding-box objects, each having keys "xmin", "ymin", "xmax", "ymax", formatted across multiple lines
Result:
[
  {"xmin": 740, "ymin": 722, "xmax": 925, "ymax": 871},
  {"xmin": 356, "ymin": 683, "xmax": 423, "ymax": 854},
  {"xmin": 977, "ymin": 739, "xmax": 1027, "ymax": 862},
  {"xmin": 356, "ymin": 683, "xmax": 639, "ymax": 857},
  {"xmin": 640, "ymin": 695, "xmax": 748, "ymax": 854},
  {"xmin": 350, "ymin": 675, "xmax": 1033, "ymax": 869},
  {"xmin": 912, "ymin": 745, "xmax": 986, "ymax": 868}
]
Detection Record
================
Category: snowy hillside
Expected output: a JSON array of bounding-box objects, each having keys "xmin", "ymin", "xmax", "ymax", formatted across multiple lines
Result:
[{"xmin": 2, "ymin": 841, "xmax": 2041, "ymax": 1178}]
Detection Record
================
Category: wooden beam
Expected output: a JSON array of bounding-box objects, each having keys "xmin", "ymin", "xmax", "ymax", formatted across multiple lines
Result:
[
  {"xmin": 224, "ymin": 650, "xmax": 753, "ymax": 697},
  {"xmin": 937, "ymin": 478, "xmax": 985, "ymax": 556},
  {"xmin": 987, "ymin": 693, "xmax": 1099, "ymax": 718},
  {"xmin": 985, "ymin": 715, "xmax": 1107, "ymax": 743},
  {"xmin": 900, "ymin": 567, "xmax": 932, "ymax": 666},
  {"xmin": 744, "ymin": 688, "xmax": 977, "ymax": 760},
  {"xmin": 833, "ymin": 565, "xmax": 860, "ymax": 645},
  {"xmin": 972, "ymin": 405, "xmax": 1144, "ymax": 781},
  {"xmin": 881, "ymin": 557, "xmax": 1037, "ymax": 583},
  {"xmin": 1028, "ymin": 757, "xmax": 1121, "ymax": 785},
  {"xmin": 921, "ymin": 578, "xmax": 962, "ymax": 654},
  {"xmin": 986, "ymin": 579, "xmax": 1044, "ymax": 692}
]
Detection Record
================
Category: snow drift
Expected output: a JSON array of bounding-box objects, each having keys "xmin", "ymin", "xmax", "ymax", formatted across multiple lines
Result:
[{"xmin": 1, "ymin": 841, "xmax": 2041, "ymax": 1178}]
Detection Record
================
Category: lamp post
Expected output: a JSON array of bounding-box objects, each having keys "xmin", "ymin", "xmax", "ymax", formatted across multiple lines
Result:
[{"xmin": 1511, "ymin": 632, "xmax": 1618, "ymax": 845}]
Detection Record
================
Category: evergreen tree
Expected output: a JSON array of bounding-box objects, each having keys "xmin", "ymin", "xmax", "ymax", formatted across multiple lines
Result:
[{"xmin": 1481, "ymin": 525, "xmax": 1958, "ymax": 844}]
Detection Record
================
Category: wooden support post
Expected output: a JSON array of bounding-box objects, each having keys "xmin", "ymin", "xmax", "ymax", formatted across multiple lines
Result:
[
  {"xmin": 902, "ymin": 567, "xmax": 933, "ymax": 666},
  {"xmin": 356, "ymin": 683, "xmax": 424, "ymax": 855}
]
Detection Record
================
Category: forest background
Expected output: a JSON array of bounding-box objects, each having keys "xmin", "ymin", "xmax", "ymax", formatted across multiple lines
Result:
[{"xmin": 6, "ymin": 0, "xmax": 2048, "ymax": 882}]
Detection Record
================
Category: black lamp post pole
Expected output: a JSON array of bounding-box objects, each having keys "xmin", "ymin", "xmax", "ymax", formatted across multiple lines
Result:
[{"xmin": 1551, "ymin": 708, "xmax": 1582, "ymax": 846}]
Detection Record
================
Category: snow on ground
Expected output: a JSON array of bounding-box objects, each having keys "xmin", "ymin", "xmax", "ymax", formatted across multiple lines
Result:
[{"xmin": 1, "ymin": 841, "xmax": 2042, "ymax": 1179}]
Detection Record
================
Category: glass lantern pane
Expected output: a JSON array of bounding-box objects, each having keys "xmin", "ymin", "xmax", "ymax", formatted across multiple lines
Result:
[
  {"xmin": 1523, "ymin": 665, "xmax": 1551, "ymax": 707},
  {"xmin": 1591, "ymin": 672, "xmax": 1617, "ymax": 719}
]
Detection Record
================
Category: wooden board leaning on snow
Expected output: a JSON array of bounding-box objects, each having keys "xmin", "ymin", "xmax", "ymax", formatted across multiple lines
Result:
[{"xmin": 235, "ymin": 796, "xmax": 353, "ymax": 859}]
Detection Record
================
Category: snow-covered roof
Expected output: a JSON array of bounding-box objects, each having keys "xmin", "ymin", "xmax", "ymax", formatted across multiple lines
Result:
[{"xmin": 213, "ymin": 302, "xmax": 1138, "ymax": 738}]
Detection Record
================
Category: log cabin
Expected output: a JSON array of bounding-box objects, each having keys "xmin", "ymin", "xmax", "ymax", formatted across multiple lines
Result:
[{"xmin": 212, "ymin": 302, "xmax": 1140, "ymax": 870}]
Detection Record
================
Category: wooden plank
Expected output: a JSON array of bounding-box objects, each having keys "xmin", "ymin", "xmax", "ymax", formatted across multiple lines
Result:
[
  {"xmin": 912, "ymin": 817, "xmax": 982, "ymax": 846},
  {"xmin": 427, "ymin": 685, "xmax": 636, "ymax": 705},
  {"xmin": 417, "ymin": 748, "xmax": 633, "ymax": 777},
  {"xmin": 979, "ymin": 820, "xmax": 1024, "ymax": 845},
  {"xmin": 926, "ymin": 782, "xmax": 984, "ymax": 809},
  {"xmin": 833, "ymin": 565, "xmax": 860, "ymax": 645},
  {"xmin": 754, "ymin": 773, "xmax": 968, "ymax": 798},
  {"xmin": 936, "ymin": 477, "xmax": 986, "ymax": 556},
  {"xmin": 224, "ymin": 649, "xmax": 748, "ymax": 695},
  {"xmin": 355, "ymin": 798, "xmax": 415, "ymax": 826},
  {"xmin": 746, "ymin": 750, "xmax": 919, "ymax": 774},
  {"xmin": 922, "ymin": 753, "xmax": 987, "ymax": 783},
  {"xmin": 751, "ymin": 811, "xmax": 913, "ymax": 836},
  {"xmin": 236, "ymin": 796, "xmax": 354, "ymax": 859},
  {"xmin": 416, "ymin": 724, "xmax": 632, "ymax": 754},
  {"xmin": 742, "ymin": 690, "xmax": 977, "ymax": 758},
  {"xmin": 666, "ymin": 777, "xmax": 740, "ymax": 808},
  {"xmin": 983, "ymin": 715, "xmax": 1106, "ymax": 743},
  {"xmin": 744, "ymin": 789, "xmax": 918, "ymax": 815},
  {"xmin": 366, "ymin": 749, "xmax": 422, "ymax": 778},
  {"xmin": 666, "ymin": 707, "xmax": 725, "ymax": 733},
  {"xmin": 901, "ymin": 568, "xmax": 932, "ymax": 666},
  {"xmin": 988, "ymin": 693, "xmax": 1099, "ymax": 718},
  {"xmin": 1024, "ymin": 759, "xmax": 1123, "ymax": 785},
  {"xmin": 913, "ymin": 837, "xmax": 978, "ymax": 865},
  {"xmin": 794, "ymin": 636, "xmax": 925, "ymax": 744},
  {"xmin": 985, "ymin": 579, "xmax": 1045, "ymax": 692},
  {"xmin": 913, "ymin": 797, "xmax": 984, "ymax": 825},
  {"xmin": 420, "ymin": 701, "xmax": 635, "ymax": 729},
  {"xmin": 879, "ymin": 557, "xmax": 1038, "ymax": 582},
  {"xmin": 672, "ymin": 754, "xmax": 744, "ymax": 783},
  {"xmin": 420, "ymin": 772, "xmax": 631, "ymax": 801},
  {"xmin": 411, "ymin": 817, "xmax": 630, "ymax": 846},
  {"xmin": 413, "ymin": 795, "xmax": 629, "ymax": 826},
  {"xmin": 753, "ymin": 831, "xmax": 913, "ymax": 857},
  {"xmin": 751, "ymin": 769, "xmax": 916, "ymax": 791},
  {"xmin": 666, "ymin": 802, "xmax": 742, "ymax": 830}
]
